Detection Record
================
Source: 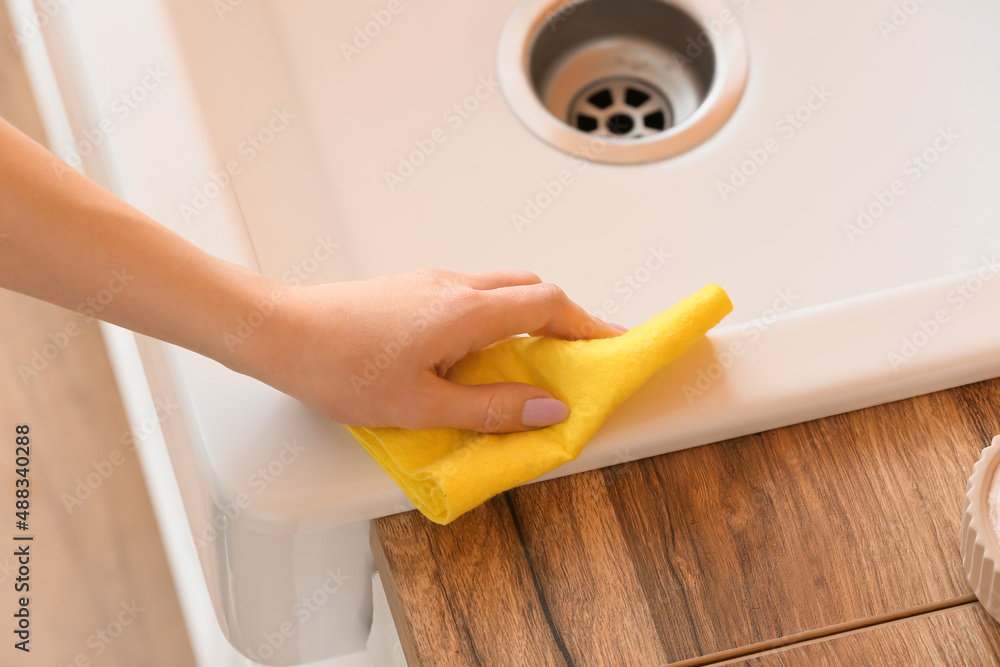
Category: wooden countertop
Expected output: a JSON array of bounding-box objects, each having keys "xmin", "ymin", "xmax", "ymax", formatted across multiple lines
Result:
[{"xmin": 371, "ymin": 377, "xmax": 1000, "ymax": 665}]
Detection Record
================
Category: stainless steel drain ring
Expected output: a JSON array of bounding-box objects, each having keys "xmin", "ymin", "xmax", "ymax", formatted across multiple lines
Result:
[{"xmin": 497, "ymin": 0, "xmax": 750, "ymax": 164}]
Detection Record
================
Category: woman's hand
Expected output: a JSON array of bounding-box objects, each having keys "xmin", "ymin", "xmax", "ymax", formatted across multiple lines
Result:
[
  {"xmin": 243, "ymin": 269, "xmax": 624, "ymax": 433},
  {"xmin": 0, "ymin": 117, "xmax": 622, "ymax": 433}
]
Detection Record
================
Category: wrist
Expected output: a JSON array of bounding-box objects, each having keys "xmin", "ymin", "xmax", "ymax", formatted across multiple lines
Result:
[{"xmin": 201, "ymin": 263, "xmax": 296, "ymax": 380}]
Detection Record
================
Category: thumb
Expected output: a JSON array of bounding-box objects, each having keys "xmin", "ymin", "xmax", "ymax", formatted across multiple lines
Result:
[{"xmin": 423, "ymin": 377, "xmax": 570, "ymax": 433}]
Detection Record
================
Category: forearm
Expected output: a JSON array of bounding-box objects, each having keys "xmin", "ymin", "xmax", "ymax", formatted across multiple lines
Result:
[
  {"xmin": 0, "ymin": 117, "xmax": 624, "ymax": 433},
  {"xmin": 0, "ymin": 117, "xmax": 278, "ymax": 371}
]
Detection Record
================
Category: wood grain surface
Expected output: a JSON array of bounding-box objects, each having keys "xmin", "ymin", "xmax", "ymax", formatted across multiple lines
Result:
[
  {"xmin": 372, "ymin": 378, "xmax": 1000, "ymax": 666},
  {"xmin": 730, "ymin": 603, "xmax": 1000, "ymax": 667},
  {"xmin": 0, "ymin": 289, "xmax": 198, "ymax": 667},
  {"xmin": 0, "ymin": 6, "xmax": 196, "ymax": 663}
]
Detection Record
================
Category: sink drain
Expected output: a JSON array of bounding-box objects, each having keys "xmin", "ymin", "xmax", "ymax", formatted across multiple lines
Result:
[
  {"xmin": 569, "ymin": 78, "xmax": 673, "ymax": 138},
  {"xmin": 497, "ymin": 0, "xmax": 749, "ymax": 164}
]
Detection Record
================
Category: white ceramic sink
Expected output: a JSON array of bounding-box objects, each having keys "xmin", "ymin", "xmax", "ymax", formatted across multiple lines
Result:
[{"xmin": 17, "ymin": 0, "xmax": 1000, "ymax": 663}]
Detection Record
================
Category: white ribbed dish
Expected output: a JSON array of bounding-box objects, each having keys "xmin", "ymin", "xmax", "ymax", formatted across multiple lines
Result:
[{"xmin": 962, "ymin": 434, "xmax": 1000, "ymax": 621}]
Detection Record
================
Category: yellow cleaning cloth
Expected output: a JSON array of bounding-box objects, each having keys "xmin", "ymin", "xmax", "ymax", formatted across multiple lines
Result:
[{"xmin": 348, "ymin": 284, "xmax": 732, "ymax": 524}]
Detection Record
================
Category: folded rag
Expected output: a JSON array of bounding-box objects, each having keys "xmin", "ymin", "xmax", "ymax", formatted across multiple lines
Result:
[{"xmin": 348, "ymin": 284, "xmax": 732, "ymax": 524}]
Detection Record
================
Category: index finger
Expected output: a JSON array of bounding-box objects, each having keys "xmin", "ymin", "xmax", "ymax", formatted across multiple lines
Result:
[{"xmin": 467, "ymin": 281, "xmax": 624, "ymax": 351}]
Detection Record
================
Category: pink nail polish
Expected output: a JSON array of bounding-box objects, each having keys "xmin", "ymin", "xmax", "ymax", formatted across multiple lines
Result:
[
  {"xmin": 521, "ymin": 398, "xmax": 570, "ymax": 427},
  {"xmin": 609, "ymin": 323, "xmax": 629, "ymax": 332}
]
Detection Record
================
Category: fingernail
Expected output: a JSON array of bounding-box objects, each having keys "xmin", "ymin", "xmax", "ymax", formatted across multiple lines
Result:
[
  {"xmin": 521, "ymin": 398, "xmax": 570, "ymax": 427},
  {"xmin": 609, "ymin": 323, "xmax": 629, "ymax": 332}
]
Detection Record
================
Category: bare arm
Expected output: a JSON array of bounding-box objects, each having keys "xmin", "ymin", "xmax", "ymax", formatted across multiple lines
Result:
[{"xmin": 0, "ymin": 117, "xmax": 623, "ymax": 432}]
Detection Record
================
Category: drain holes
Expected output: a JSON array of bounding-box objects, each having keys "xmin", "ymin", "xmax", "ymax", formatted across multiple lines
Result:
[
  {"xmin": 588, "ymin": 89, "xmax": 614, "ymax": 109},
  {"xmin": 568, "ymin": 78, "xmax": 673, "ymax": 139},
  {"xmin": 625, "ymin": 88, "xmax": 650, "ymax": 107},
  {"xmin": 608, "ymin": 114, "xmax": 634, "ymax": 135},
  {"xmin": 643, "ymin": 111, "xmax": 666, "ymax": 131},
  {"xmin": 576, "ymin": 114, "xmax": 598, "ymax": 132}
]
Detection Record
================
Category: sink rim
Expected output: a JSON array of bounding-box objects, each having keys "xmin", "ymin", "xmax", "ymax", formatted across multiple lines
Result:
[{"xmin": 496, "ymin": 0, "xmax": 751, "ymax": 164}]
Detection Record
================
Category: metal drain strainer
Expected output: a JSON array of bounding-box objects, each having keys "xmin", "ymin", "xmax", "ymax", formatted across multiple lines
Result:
[
  {"xmin": 569, "ymin": 78, "xmax": 673, "ymax": 139},
  {"xmin": 497, "ymin": 0, "xmax": 749, "ymax": 164}
]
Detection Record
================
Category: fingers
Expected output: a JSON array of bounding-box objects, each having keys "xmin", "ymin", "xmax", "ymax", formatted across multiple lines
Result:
[
  {"xmin": 461, "ymin": 281, "xmax": 624, "ymax": 353},
  {"xmin": 413, "ymin": 376, "xmax": 570, "ymax": 433},
  {"xmin": 462, "ymin": 269, "xmax": 541, "ymax": 291},
  {"xmin": 410, "ymin": 269, "xmax": 622, "ymax": 353},
  {"xmin": 515, "ymin": 282, "xmax": 624, "ymax": 340}
]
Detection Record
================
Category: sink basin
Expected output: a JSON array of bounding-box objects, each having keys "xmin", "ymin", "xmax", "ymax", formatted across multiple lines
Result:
[{"xmin": 18, "ymin": 0, "xmax": 1000, "ymax": 663}]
